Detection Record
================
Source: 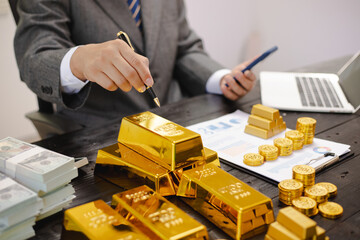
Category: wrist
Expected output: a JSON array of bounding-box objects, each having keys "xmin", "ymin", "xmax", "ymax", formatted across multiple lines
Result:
[{"xmin": 70, "ymin": 46, "xmax": 87, "ymax": 81}]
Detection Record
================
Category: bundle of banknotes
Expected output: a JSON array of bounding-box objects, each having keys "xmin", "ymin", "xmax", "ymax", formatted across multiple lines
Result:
[
  {"xmin": 79, "ymin": 111, "xmax": 276, "ymax": 240},
  {"xmin": 0, "ymin": 137, "xmax": 78, "ymax": 239}
]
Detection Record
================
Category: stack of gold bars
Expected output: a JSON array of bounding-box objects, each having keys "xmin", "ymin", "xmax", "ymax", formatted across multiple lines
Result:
[
  {"xmin": 265, "ymin": 206, "xmax": 329, "ymax": 240},
  {"xmin": 244, "ymin": 104, "xmax": 286, "ymax": 139},
  {"xmin": 278, "ymin": 164, "xmax": 343, "ymax": 220},
  {"xmin": 63, "ymin": 111, "xmax": 275, "ymax": 239}
]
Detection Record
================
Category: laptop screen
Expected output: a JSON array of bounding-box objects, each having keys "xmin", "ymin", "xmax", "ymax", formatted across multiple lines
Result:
[{"xmin": 338, "ymin": 51, "xmax": 360, "ymax": 111}]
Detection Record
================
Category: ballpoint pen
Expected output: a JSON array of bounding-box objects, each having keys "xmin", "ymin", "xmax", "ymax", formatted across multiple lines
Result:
[
  {"xmin": 227, "ymin": 46, "xmax": 278, "ymax": 89},
  {"xmin": 117, "ymin": 31, "xmax": 161, "ymax": 107}
]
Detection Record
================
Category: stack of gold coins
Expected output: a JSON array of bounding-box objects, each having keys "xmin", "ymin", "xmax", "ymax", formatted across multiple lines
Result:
[
  {"xmin": 296, "ymin": 117, "xmax": 316, "ymax": 145},
  {"xmin": 315, "ymin": 182, "xmax": 338, "ymax": 198},
  {"xmin": 278, "ymin": 179, "xmax": 303, "ymax": 205},
  {"xmin": 243, "ymin": 153, "xmax": 265, "ymax": 166},
  {"xmin": 304, "ymin": 185, "xmax": 329, "ymax": 204},
  {"xmin": 318, "ymin": 202, "xmax": 343, "ymax": 219},
  {"xmin": 292, "ymin": 165, "xmax": 315, "ymax": 187},
  {"xmin": 258, "ymin": 145, "xmax": 279, "ymax": 161},
  {"xmin": 292, "ymin": 196, "xmax": 318, "ymax": 217},
  {"xmin": 273, "ymin": 138, "xmax": 293, "ymax": 156},
  {"xmin": 285, "ymin": 130, "xmax": 304, "ymax": 150}
]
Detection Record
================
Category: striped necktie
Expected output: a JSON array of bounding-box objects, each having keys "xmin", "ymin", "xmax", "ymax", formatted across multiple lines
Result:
[{"xmin": 127, "ymin": 0, "xmax": 143, "ymax": 30}]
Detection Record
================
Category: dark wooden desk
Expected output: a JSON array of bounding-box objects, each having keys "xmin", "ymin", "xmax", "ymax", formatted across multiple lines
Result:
[{"xmin": 31, "ymin": 56, "xmax": 360, "ymax": 240}]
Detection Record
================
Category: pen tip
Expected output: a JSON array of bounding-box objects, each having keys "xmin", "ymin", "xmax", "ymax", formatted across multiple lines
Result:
[{"xmin": 154, "ymin": 98, "xmax": 161, "ymax": 108}]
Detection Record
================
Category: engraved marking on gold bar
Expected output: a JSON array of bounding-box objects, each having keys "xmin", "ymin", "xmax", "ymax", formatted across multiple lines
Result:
[
  {"xmin": 251, "ymin": 104, "xmax": 280, "ymax": 121},
  {"xmin": 64, "ymin": 200, "xmax": 149, "ymax": 240},
  {"xmin": 118, "ymin": 111, "xmax": 205, "ymax": 171},
  {"xmin": 113, "ymin": 185, "xmax": 209, "ymax": 240},
  {"xmin": 95, "ymin": 143, "xmax": 176, "ymax": 196},
  {"xmin": 277, "ymin": 206, "xmax": 316, "ymax": 239}
]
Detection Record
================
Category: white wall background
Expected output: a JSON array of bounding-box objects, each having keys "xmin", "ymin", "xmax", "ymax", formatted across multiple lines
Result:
[{"xmin": 1, "ymin": 0, "xmax": 359, "ymax": 143}]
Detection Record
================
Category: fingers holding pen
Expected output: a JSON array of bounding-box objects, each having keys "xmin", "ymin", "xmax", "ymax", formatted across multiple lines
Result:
[{"xmin": 70, "ymin": 40, "xmax": 153, "ymax": 93}]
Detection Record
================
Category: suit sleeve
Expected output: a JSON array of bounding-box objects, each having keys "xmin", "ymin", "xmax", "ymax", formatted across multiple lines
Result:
[
  {"xmin": 173, "ymin": 0, "xmax": 225, "ymax": 96},
  {"xmin": 14, "ymin": 0, "xmax": 91, "ymax": 110}
]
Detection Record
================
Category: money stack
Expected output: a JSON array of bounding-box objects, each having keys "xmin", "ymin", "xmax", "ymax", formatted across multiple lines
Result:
[
  {"xmin": 278, "ymin": 179, "xmax": 303, "ymax": 205},
  {"xmin": 292, "ymin": 197, "xmax": 318, "ymax": 217},
  {"xmin": 0, "ymin": 173, "xmax": 42, "ymax": 240},
  {"xmin": 0, "ymin": 137, "xmax": 77, "ymax": 221},
  {"xmin": 265, "ymin": 206, "xmax": 329, "ymax": 240},
  {"xmin": 244, "ymin": 104, "xmax": 286, "ymax": 139},
  {"xmin": 93, "ymin": 111, "xmax": 275, "ymax": 239},
  {"xmin": 296, "ymin": 117, "xmax": 316, "ymax": 145},
  {"xmin": 285, "ymin": 130, "xmax": 305, "ymax": 150}
]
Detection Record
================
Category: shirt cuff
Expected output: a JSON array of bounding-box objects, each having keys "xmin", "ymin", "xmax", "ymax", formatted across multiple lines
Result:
[
  {"xmin": 206, "ymin": 69, "xmax": 231, "ymax": 95},
  {"xmin": 60, "ymin": 46, "xmax": 89, "ymax": 94}
]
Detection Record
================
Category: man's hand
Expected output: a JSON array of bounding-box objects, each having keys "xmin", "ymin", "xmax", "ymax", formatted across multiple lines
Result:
[
  {"xmin": 220, "ymin": 59, "xmax": 257, "ymax": 100},
  {"xmin": 70, "ymin": 39, "xmax": 153, "ymax": 93}
]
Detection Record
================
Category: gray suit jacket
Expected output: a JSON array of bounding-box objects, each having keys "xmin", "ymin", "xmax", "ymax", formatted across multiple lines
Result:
[{"xmin": 14, "ymin": 0, "xmax": 224, "ymax": 126}]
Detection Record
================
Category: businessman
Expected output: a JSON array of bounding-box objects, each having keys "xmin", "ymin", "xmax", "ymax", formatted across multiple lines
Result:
[{"xmin": 14, "ymin": 0, "xmax": 256, "ymax": 127}]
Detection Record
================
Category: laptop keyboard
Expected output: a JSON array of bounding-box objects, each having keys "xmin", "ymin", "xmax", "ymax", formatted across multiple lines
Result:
[{"xmin": 296, "ymin": 76, "xmax": 343, "ymax": 108}]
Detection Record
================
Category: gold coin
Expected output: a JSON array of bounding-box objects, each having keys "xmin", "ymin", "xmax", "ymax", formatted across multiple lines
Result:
[
  {"xmin": 318, "ymin": 202, "xmax": 343, "ymax": 219},
  {"xmin": 285, "ymin": 130, "xmax": 304, "ymax": 139},
  {"xmin": 258, "ymin": 145, "xmax": 278, "ymax": 153},
  {"xmin": 292, "ymin": 196, "xmax": 317, "ymax": 209},
  {"xmin": 305, "ymin": 185, "xmax": 328, "ymax": 197},
  {"xmin": 243, "ymin": 153, "xmax": 264, "ymax": 166},
  {"xmin": 315, "ymin": 182, "xmax": 337, "ymax": 198},
  {"xmin": 297, "ymin": 117, "xmax": 317, "ymax": 125},
  {"xmin": 278, "ymin": 179, "xmax": 303, "ymax": 191},
  {"xmin": 292, "ymin": 165, "xmax": 315, "ymax": 175},
  {"xmin": 274, "ymin": 138, "xmax": 293, "ymax": 147}
]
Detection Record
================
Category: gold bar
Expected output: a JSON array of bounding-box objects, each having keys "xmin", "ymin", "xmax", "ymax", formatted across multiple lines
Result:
[
  {"xmin": 177, "ymin": 164, "xmax": 274, "ymax": 240},
  {"xmin": 203, "ymin": 147, "xmax": 220, "ymax": 167},
  {"xmin": 267, "ymin": 222, "xmax": 302, "ymax": 240},
  {"xmin": 95, "ymin": 143, "xmax": 176, "ymax": 196},
  {"xmin": 251, "ymin": 104, "xmax": 280, "ymax": 121},
  {"xmin": 64, "ymin": 200, "xmax": 149, "ymax": 240},
  {"xmin": 118, "ymin": 111, "xmax": 205, "ymax": 171},
  {"xmin": 277, "ymin": 206, "xmax": 316, "ymax": 239},
  {"xmin": 245, "ymin": 124, "xmax": 273, "ymax": 139},
  {"xmin": 315, "ymin": 226, "xmax": 326, "ymax": 240},
  {"xmin": 112, "ymin": 185, "xmax": 209, "ymax": 240},
  {"xmin": 248, "ymin": 115, "xmax": 275, "ymax": 130}
]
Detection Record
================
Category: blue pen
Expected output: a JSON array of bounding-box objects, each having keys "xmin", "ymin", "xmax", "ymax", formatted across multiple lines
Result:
[{"xmin": 226, "ymin": 46, "xmax": 278, "ymax": 89}]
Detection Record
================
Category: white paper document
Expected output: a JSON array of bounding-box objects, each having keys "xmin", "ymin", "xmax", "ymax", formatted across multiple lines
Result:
[{"xmin": 187, "ymin": 110, "xmax": 350, "ymax": 183}]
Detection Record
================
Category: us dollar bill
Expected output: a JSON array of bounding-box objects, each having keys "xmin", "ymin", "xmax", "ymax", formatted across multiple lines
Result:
[
  {"xmin": 18, "ymin": 151, "xmax": 72, "ymax": 174},
  {"xmin": 0, "ymin": 138, "xmax": 33, "ymax": 162}
]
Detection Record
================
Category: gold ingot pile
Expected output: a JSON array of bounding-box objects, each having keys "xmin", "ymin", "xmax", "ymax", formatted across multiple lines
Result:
[
  {"xmin": 296, "ymin": 117, "xmax": 316, "ymax": 145},
  {"xmin": 177, "ymin": 164, "xmax": 275, "ymax": 240},
  {"xmin": 94, "ymin": 111, "xmax": 220, "ymax": 196},
  {"xmin": 89, "ymin": 111, "xmax": 275, "ymax": 239},
  {"xmin": 265, "ymin": 206, "xmax": 329, "ymax": 240},
  {"xmin": 285, "ymin": 130, "xmax": 305, "ymax": 150},
  {"xmin": 244, "ymin": 104, "xmax": 286, "ymax": 139}
]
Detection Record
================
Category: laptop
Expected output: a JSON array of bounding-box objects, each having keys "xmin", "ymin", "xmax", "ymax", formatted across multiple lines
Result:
[{"xmin": 260, "ymin": 51, "xmax": 360, "ymax": 113}]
